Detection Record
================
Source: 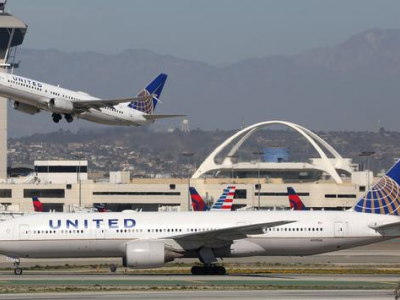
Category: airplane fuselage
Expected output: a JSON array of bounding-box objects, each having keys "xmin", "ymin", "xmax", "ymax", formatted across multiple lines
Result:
[
  {"xmin": 0, "ymin": 210, "xmax": 396, "ymax": 260},
  {"xmin": 0, "ymin": 72, "xmax": 152, "ymax": 126}
]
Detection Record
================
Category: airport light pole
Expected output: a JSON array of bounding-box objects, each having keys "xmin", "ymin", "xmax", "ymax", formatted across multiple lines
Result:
[
  {"xmin": 359, "ymin": 151, "xmax": 375, "ymax": 191},
  {"xmin": 182, "ymin": 152, "xmax": 194, "ymax": 211},
  {"xmin": 227, "ymin": 155, "xmax": 238, "ymax": 183},
  {"xmin": 74, "ymin": 155, "xmax": 82, "ymax": 207},
  {"xmin": 253, "ymin": 151, "xmax": 264, "ymax": 210}
]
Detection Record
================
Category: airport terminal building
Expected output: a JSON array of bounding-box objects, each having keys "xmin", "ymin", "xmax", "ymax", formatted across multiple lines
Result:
[{"xmin": 0, "ymin": 121, "xmax": 373, "ymax": 213}]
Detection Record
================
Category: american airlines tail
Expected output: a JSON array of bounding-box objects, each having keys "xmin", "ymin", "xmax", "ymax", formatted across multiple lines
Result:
[
  {"xmin": 210, "ymin": 186, "xmax": 236, "ymax": 211},
  {"xmin": 287, "ymin": 187, "xmax": 307, "ymax": 211},
  {"xmin": 128, "ymin": 74, "xmax": 167, "ymax": 115}
]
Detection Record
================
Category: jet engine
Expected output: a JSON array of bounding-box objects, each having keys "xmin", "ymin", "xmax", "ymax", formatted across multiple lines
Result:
[
  {"xmin": 124, "ymin": 242, "xmax": 183, "ymax": 269},
  {"xmin": 48, "ymin": 98, "xmax": 74, "ymax": 114},
  {"xmin": 13, "ymin": 101, "xmax": 40, "ymax": 115}
]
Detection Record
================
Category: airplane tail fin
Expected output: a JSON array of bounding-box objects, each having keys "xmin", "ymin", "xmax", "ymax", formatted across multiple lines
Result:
[
  {"xmin": 353, "ymin": 159, "xmax": 400, "ymax": 215},
  {"xmin": 189, "ymin": 187, "xmax": 209, "ymax": 211},
  {"xmin": 128, "ymin": 73, "xmax": 167, "ymax": 114},
  {"xmin": 211, "ymin": 186, "xmax": 236, "ymax": 211},
  {"xmin": 94, "ymin": 203, "xmax": 107, "ymax": 213},
  {"xmin": 287, "ymin": 187, "xmax": 307, "ymax": 211},
  {"xmin": 32, "ymin": 196, "xmax": 43, "ymax": 212}
]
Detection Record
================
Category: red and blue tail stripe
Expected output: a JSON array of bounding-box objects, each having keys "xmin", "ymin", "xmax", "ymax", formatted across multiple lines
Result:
[
  {"xmin": 211, "ymin": 186, "xmax": 235, "ymax": 211},
  {"xmin": 32, "ymin": 196, "xmax": 43, "ymax": 212},
  {"xmin": 189, "ymin": 187, "xmax": 209, "ymax": 211},
  {"xmin": 287, "ymin": 187, "xmax": 307, "ymax": 211}
]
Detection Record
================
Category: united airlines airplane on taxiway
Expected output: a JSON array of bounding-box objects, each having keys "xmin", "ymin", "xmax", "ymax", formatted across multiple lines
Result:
[
  {"xmin": 0, "ymin": 72, "xmax": 184, "ymax": 125},
  {"xmin": 2, "ymin": 160, "xmax": 400, "ymax": 275}
]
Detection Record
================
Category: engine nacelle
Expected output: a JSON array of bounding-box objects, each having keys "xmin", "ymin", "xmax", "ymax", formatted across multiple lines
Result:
[
  {"xmin": 13, "ymin": 101, "xmax": 40, "ymax": 115},
  {"xmin": 48, "ymin": 98, "xmax": 74, "ymax": 114},
  {"xmin": 124, "ymin": 242, "xmax": 182, "ymax": 269}
]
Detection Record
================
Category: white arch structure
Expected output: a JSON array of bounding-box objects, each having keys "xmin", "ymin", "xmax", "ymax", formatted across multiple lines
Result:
[{"xmin": 192, "ymin": 121, "xmax": 354, "ymax": 183}]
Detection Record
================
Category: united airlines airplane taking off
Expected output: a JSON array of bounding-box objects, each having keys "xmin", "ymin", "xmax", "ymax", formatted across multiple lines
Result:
[
  {"xmin": 0, "ymin": 72, "xmax": 184, "ymax": 126},
  {"xmin": 2, "ymin": 160, "xmax": 400, "ymax": 275}
]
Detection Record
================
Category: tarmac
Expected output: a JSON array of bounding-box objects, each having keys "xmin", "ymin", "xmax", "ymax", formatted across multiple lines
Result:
[
  {"xmin": 0, "ymin": 239, "xmax": 399, "ymax": 298},
  {"xmin": 0, "ymin": 290, "xmax": 394, "ymax": 300}
]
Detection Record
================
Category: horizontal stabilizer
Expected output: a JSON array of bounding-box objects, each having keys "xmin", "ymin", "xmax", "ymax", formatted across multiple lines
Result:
[
  {"xmin": 143, "ymin": 114, "xmax": 186, "ymax": 120},
  {"xmin": 369, "ymin": 221, "xmax": 400, "ymax": 231}
]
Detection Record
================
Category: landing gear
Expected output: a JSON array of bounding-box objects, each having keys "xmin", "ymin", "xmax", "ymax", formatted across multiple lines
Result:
[
  {"xmin": 110, "ymin": 264, "xmax": 117, "ymax": 273},
  {"xmin": 12, "ymin": 258, "xmax": 23, "ymax": 275},
  {"xmin": 191, "ymin": 265, "xmax": 226, "ymax": 275},
  {"xmin": 65, "ymin": 114, "xmax": 73, "ymax": 123},
  {"xmin": 14, "ymin": 268, "xmax": 23, "ymax": 275},
  {"xmin": 52, "ymin": 113, "xmax": 62, "ymax": 123}
]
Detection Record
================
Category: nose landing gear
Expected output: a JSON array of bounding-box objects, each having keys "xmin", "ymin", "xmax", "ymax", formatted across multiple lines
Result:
[{"xmin": 11, "ymin": 258, "xmax": 23, "ymax": 275}]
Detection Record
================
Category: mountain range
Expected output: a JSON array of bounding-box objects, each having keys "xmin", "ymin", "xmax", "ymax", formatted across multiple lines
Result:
[{"xmin": 7, "ymin": 28, "xmax": 400, "ymax": 137}]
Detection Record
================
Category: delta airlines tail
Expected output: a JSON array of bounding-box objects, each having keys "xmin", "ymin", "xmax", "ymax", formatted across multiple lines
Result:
[
  {"xmin": 31, "ymin": 196, "xmax": 43, "ymax": 212},
  {"xmin": 189, "ymin": 187, "xmax": 209, "ymax": 211},
  {"xmin": 2, "ymin": 160, "xmax": 400, "ymax": 276},
  {"xmin": 287, "ymin": 187, "xmax": 307, "ymax": 211}
]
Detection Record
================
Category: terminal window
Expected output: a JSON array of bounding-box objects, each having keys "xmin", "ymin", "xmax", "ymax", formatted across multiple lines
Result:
[
  {"xmin": 93, "ymin": 191, "xmax": 181, "ymax": 196},
  {"xmin": 257, "ymin": 192, "xmax": 310, "ymax": 197},
  {"xmin": 234, "ymin": 189, "xmax": 247, "ymax": 199},
  {"xmin": 35, "ymin": 166, "xmax": 87, "ymax": 173},
  {"xmin": 0, "ymin": 189, "xmax": 11, "ymax": 198},
  {"xmin": 24, "ymin": 189, "xmax": 65, "ymax": 198}
]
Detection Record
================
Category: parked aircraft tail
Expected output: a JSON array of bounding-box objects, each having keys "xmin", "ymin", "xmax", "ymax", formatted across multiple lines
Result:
[
  {"xmin": 287, "ymin": 187, "xmax": 307, "ymax": 211},
  {"xmin": 210, "ymin": 186, "xmax": 236, "ymax": 211},
  {"xmin": 189, "ymin": 187, "xmax": 209, "ymax": 211},
  {"xmin": 32, "ymin": 196, "xmax": 43, "ymax": 212},
  {"xmin": 353, "ymin": 159, "xmax": 400, "ymax": 215}
]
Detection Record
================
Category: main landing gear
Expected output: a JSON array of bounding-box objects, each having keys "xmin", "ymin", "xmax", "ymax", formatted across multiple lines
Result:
[
  {"xmin": 65, "ymin": 114, "xmax": 73, "ymax": 123},
  {"xmin": 191, "ymin": 265, "xmax": 226, "ymax": 275},
  {"xmin": 191, "ymin": 247, "xmax": 227, "ymax": 275},
  {"xmin": 52, "ymin": 113, "xmax": 62, "ymax": 123},
  {"xmin": 52, "ymin": 113, "xmax": 73, "ymax": 123},
  {"xmin": 110, "ymin": 264, "xmax": 118, "ymax": 273},
  {"xmin": 12, "ymin": 258, "xmax": 23, "ymax": 275}
]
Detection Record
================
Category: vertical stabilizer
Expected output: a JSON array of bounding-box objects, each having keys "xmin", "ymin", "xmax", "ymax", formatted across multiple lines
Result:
[
  {"xmin": 353, "ymin": 160, "xmax": 400, "ymax": 215},
  {"xmin": 128, "ymin": 73, "xmax": 167, "ymax": 114}
]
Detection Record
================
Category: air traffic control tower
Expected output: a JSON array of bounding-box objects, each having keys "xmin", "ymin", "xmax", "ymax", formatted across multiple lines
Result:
[{"xmin": 0, "ymin": 0, "xmax": 27, "ymax": 180}]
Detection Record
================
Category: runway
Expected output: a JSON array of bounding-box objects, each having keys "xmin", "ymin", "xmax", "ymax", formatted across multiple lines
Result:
[
  {"xmin": 0, "ymin": 273, "xmax": 397, "ymax": 289},
  {"xmin": 0, "ymin": 290, "xmax": 394, "ymax": 300}
]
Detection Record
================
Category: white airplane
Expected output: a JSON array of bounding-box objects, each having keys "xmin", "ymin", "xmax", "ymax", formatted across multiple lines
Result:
[
  {"xmin": 0, "ymin": 72, "xmax": 184, "ymax": 125},
  {"xmin": 1, "ymin": 160, "xmax": 400, "ymax": 275}
]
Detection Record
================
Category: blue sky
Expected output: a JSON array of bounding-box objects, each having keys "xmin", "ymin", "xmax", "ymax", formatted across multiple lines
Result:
[{"xmin": 7, "ymin": 0, "xmax": 400, "ymax": 64}]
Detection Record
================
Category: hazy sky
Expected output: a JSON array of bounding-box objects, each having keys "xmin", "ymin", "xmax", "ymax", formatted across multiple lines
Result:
[{"xmin": 7, "ymin": 0, "xmax": 400, "ymax": 64}]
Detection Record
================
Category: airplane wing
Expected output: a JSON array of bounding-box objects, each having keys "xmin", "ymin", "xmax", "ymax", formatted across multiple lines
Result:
[
  {"xmin": 169, "ymin": 220, "xmax": 295, "ymax": 247},
  {"xmin": 73, "ymin": 95, "xmax": 154, "ymax": 111},
  {"xmin": 143, "ymin": 114, "xmax": 186, "ymax": 120}
]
